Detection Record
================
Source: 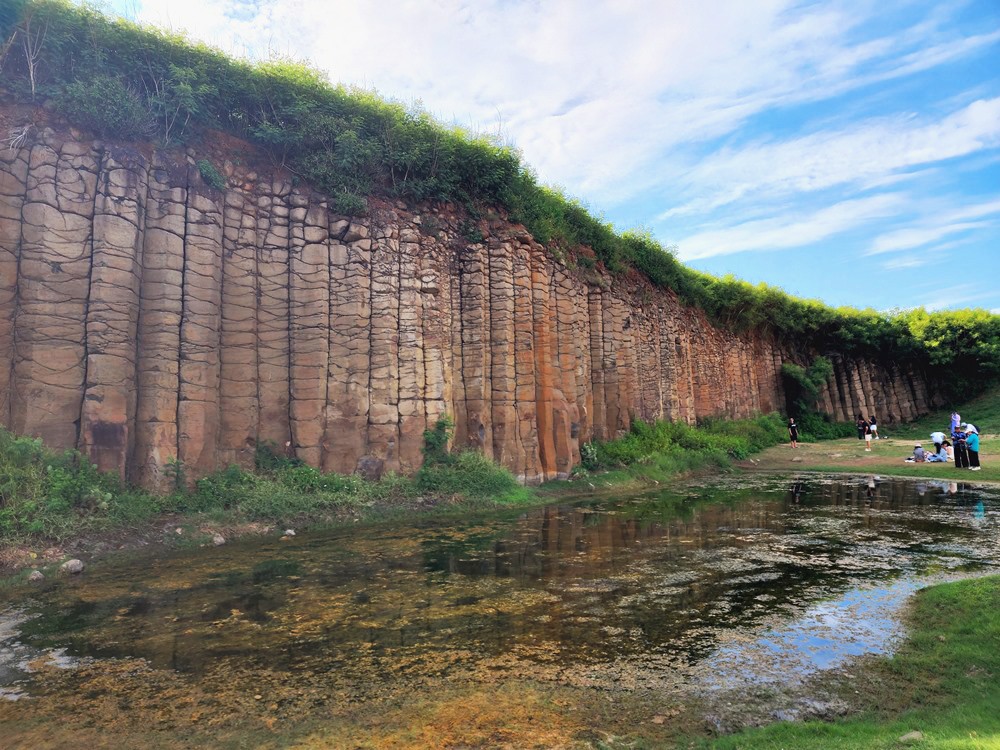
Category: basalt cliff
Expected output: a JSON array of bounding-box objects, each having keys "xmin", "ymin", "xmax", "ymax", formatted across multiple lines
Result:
[{"xmin": 0, "ymin": 124, "xmax": 937, "ymax": 488}]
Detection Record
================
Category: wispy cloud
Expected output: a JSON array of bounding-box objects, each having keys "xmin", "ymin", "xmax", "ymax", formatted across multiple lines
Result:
[
  {"xmin": 125, "ymin": 0, "xmax": 1000, "ymax": 206},
  {"xmin": 660, "ymin": 98, "xmax": 1000, "ymax": 220},
  {"xmin": 867, "ymin": 199, "xmax": 1000, "ymax": 254},
  {"xmin": 675, "ymin": 193, "xmax": 905, "ymax": 261},
  {"xmin": 114, "ymin": 0, "xmax": 1000, "ymax": 311},
  {"xmin": 919, "ymin": 284, "xmax": 995, "ymax": 312},
  {"xmin": 883, "ymin": 257, "xmax": 930, "ymax": 270}
]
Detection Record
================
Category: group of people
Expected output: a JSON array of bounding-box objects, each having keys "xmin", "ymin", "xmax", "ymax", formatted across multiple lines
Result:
[
  {"xmin": 906, "ymin": 410, "xmax": 983, "ymax": 471},
  {"xmin": 856, "ymin": 413, "xmax": 878, "ymax": 451}
]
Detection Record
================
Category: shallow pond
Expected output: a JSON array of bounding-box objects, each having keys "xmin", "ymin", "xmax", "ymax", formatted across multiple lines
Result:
[{"xmin": 2, "ymin": 474, "xmax": 998, "ymax": 748}]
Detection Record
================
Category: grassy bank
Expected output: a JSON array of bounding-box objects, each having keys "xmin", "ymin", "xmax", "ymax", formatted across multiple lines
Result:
[
  {"xmin": 0, "ymin": 418, "xmax": 531, "ymax": 565},
  {"xmin": 0, "ymin": 411, "xmax": 818, "ymax": 568},
  {"xmin": 572, "ymin": 411, "xmax": 851, "ymax": 486},
  {"xmin": 741, "ymin": 388, "xmax": 999, "ymax": 484},
  {"xmin": 694, "ymin": 574, "xmax": 1000, "ymax": 749}
]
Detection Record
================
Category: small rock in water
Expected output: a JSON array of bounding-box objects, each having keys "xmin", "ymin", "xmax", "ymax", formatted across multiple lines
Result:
[
  {"xmin": 28, "ymin": 570, "xmax": 44, "ymax": 582},
  {"xmin": 60, "ymin": 559, "xmax": 84, "ymax": 574},
  {"xmin": 898, "ymin": 730, "xmax": 924, "ymax": 744},
  {"xmin": 284, "ymin": 529, "xmax": 296, "ymax": 537},
  {"xmin": 212, "ymin": 534, "xmax": 226, "ymax": 546}
]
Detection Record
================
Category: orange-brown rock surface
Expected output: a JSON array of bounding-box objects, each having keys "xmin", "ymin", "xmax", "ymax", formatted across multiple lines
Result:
[{"xmin": 0, "ymin": 127, "xmax": 938, "ymax": 486}]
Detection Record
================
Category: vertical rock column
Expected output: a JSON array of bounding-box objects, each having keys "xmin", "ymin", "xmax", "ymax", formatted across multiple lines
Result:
[
  {"xmin": 367, "ymin": 221, "xmax": 402, "ymax": 473},
  {"xmin": 80, "ymin": 146, "xmax": 148, "ymax": 478},
  {"xmin": 587, "ymin": 288, "xmax": 607, "ymax": 440},
  {"xmin": 456, "ymin": 242, "xmax": 493, "ymax": 456},
  {"xmin": 601, "ymin": 295, "xmax": 630, "ymax": 436},
  {"xmin": 551, "ymin": 265, "xmax": 580, "ymax": 475},
  {"xmin": 256, "ymin": 179, "xmax": 292, "ymax": 450},
  {"xmin": 288, "ymin": 197, "xmax": 330, "ymax": 468},
  {"xmin": 133, "ymin": 154, "xmax": 186, "ymax": 489},
  {"xmin": 417, "ymin": 226, "xmax": 452, "ymax": 459},
  {"xmin": 12, "ymin": 135, "xmax": 99, "ymax": 449},
  {"xmin": 487, "ymin": 237, "xmax": 519, "ymax": 473},
  {"xmin": 513, "ymin": 241, "xmax": 541, "ymax": 482},
  {"xmin": 570, "ymin": 277, "xmax": 593, "ymax": 447},
  {"xmin": 0, "ymin": 138, "xmax": 30, "ymax": 421},
  {"xmin": 176, "ymin": 169, "xmax": 223, "ymax": 479},
  {"xmin": 218, "ymin": 181, "xmax": 260, "ymax": 468},
  {"xmin": 531, "ymin": 249, "xmax": 558, "ymax": 479},
  {"xmin": 397, "ymin": 223, "xmax": 426, "ymax": 473},
  {"xmin": 656, "ymin": 304, "xmax": 677, "ymax": 422},
  {"xmin": 323, "ymin": 220, "xmax": 372, "ymax": 474},
  {"xmin": 634, "ymin": 307, "xmax": 663, "ymax": 421}
]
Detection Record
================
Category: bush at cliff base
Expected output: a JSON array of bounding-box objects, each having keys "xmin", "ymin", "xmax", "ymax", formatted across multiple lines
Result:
[{"xmin": 586, "ymin": 412, "xmax": 806, "ymax": 471}]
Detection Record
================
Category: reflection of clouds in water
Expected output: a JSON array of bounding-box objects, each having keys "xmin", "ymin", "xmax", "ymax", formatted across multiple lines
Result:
[
  {"xmin": 700, "ymin": 575, "xmax": 966, "ymax": 692},
  {"xmin": 0, "ymin": 609, "xmax": 78, "ymax": 701}
]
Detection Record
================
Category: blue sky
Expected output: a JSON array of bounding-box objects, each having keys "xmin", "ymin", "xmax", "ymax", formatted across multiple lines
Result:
[{"xmin": 98, "ymin": 0, "xmax": 1000, "ymax": 314}]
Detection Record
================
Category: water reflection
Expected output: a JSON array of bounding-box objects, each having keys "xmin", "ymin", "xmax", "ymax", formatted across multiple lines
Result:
[{"xmin": 2, "ymin": 476, "xmax": 998, "ymax": 695}]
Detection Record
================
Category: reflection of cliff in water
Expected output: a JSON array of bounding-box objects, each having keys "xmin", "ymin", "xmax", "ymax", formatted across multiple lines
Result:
[{"xmin": 10, "ymin": 477, "xmax": 998, "ymax": 682}]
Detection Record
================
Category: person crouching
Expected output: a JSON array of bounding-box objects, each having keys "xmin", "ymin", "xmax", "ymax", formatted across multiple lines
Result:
[{"xmin": 905, "ymin": 442, "xmax": 926, "ymax": 462}]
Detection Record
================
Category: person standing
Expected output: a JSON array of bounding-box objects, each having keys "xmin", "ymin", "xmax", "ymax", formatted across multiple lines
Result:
[
  {"xmin": 966, "ymin": 427, "xmax": 981, "ymax": 471},
  {"xmin": 951, "ymin": 411, "xmax": 961, "ymax": 433},
  {"xmin": 869, "ymin": 414, "xmax": 878, "ymax": 440},
  {"xmin": 952, "ymin": 427, "xmax": 970, "ymax": 469},
  {"xmin": 864, "ymin": 420, "xmax": 873, "ymax": 451},
  {"xmin": 856, "ymin": 414, "xmax": 867, "ymax": 440},
  {"xmin": 788, "ymin": 418, "xmax": 799, "ymax": 449}
]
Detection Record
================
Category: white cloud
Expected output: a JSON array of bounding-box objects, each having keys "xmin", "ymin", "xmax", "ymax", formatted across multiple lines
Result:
[
  {"xmin": 883, "ymin": 257, "xmax": 930, "ymax": 270},
  {"xmin": 121, "ymin": 0, "xmax": 1000, "ymax": 208},
  {"xmin": 920, "ymin": 284, "xmax": 995, "ymax": 312},
  {"xmin": 660, "ymin": 98, "xmax": 1000, "ymax": 220},
  {"xmin": 867, "ymin": 199, "xmax": 1000, "ymax": 254},
  {"xmin": 674, "ymin": 193, "xmax": 905, "ymax": 261}
]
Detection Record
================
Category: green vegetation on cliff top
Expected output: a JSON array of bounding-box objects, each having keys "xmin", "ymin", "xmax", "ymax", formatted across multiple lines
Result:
[{"xmin": 1, "ymin": 0, "xmax": 999, "ymax": 394}]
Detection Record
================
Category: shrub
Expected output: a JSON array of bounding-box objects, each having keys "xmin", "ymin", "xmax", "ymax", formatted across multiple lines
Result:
[
  {"xmin": 255, "ymin": 441, "xmax": 301, "ymax": 472},
  {"xmin": 422, "ymin": 415, "xmax": 454, "ymax": 466},
  {"xmin": 197, "ymin": 159, "xmax": 227, "ymax": 190},
  {"xmin": 0, "ymin": 426, "xmax": 152, "ymax": 540},
  {"xmin": 587, "ymin": 413, "xmax": 790, "ymax": 472},
  {"xmin": 417, "ymin": 450, "xmax": 521, "ymax": 498},
  {"xmin": 190, "ymin": 464, "xmax": 256, "ymax": 511},
  {"xmin": 54, "ymin": 75, "xmax": 153, "ymax": 140}
]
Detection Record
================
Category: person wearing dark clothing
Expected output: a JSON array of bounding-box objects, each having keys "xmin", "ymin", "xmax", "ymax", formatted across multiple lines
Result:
[
  {"xmin": 966, "ymin": 429, "xmax": 981, "ymax": 471},
  {"xmin": 788, "ymin": 418, "xmax": 799, "ymax": 448},
  {"xmin": 952, "ymin": 428, "xmax": 970, "ymax": 469},
  {"xmin": 856, "ymin": 415, "xmax": 867, "ymax": 440}
]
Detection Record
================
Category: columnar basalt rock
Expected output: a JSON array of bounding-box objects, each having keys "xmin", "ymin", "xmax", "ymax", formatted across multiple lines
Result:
[
  {"xmin": 0, "ymin": 127, "xmax": 939, "ymax": 487},
  {"xmin": 80, "ymin": 145, "xmax": 148, "ymax": 478}
]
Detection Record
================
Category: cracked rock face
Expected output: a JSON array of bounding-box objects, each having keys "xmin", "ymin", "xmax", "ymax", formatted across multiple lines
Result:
[{"xmin": 0, "ymin": 125, "xmax": 938, "ymax": 488}]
